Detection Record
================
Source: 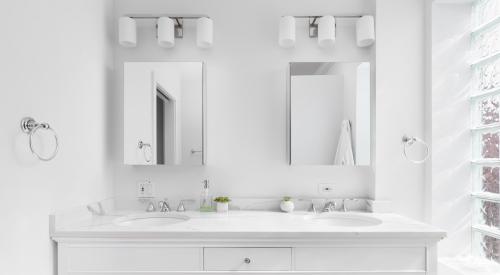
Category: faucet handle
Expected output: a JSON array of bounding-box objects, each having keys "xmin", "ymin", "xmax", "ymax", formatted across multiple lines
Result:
[
  {"xmin": 310, "ymin": 198, "xmax": 326, "ymax": 213},
  {"xmin": 342, "ymin": 198, "xmax": 358, "ymax": 212},
  {"xmin": 323, "ymin": 200, "xmax": 337, "ymax": 212},
  {"xmin": 177, "ymin": 199, "xmax": 195, "ymax": 212},
  {"xmin": 146, "ymin": 200, "xmax": 156, "ymax": 212},
  {"xmin": 158, "ymin": 199, "xmax": 171, "ymax": 212}
]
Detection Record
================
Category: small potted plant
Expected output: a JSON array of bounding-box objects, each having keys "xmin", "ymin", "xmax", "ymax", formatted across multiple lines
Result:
[
  {"xmin": 214, "ymin": 197, "xmax": 231, "ymax": 213},
  {"xmin": 280, "ymin": 196, "xmax": 294, "ymax": 213}
]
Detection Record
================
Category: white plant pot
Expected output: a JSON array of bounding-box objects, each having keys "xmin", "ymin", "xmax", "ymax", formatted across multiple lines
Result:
[
  {"xmin": 280, "ymin": 200, "xmax": 294, "ymax": 213},
  {"xmin": 216, "ymin": 202, "xmax": 229, "ymax": 213}
]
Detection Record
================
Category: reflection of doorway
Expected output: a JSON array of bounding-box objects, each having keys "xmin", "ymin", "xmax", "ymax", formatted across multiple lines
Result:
[{"xmin": 156, "ymin": 85, "xmax": 176, "ymax": 165}]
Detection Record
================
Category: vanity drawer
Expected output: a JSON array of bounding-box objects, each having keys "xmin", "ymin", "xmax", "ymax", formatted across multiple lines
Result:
[
  {"xmin": 60, "ymin": 245, "xmax": 202, "ymax": 272},
  {"xmin": 294, "ymin": 247, "xmax": 426, "ymax": 271},
  {"xmin": 203, "ymin": 247, "xmax": 292, "ymax": 271}
]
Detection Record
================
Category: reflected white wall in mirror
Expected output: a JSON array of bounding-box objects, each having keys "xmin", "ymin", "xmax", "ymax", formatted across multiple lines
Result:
[
  {"xmin": 124, "ymin": 62, "xmax": 205, "ymax": 165},
  {"xmin": 289, "ymin": 62, "xmax": 370, "ymax": 166}
]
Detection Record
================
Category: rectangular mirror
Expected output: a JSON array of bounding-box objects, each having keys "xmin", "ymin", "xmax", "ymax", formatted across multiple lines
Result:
[
  {"xmin": 124, "ymin": 62, "xmax": 205, "ymax": 165},
  {"xmin": 288, "ymin": 62, "xmax": 370, "ymax": 166}
]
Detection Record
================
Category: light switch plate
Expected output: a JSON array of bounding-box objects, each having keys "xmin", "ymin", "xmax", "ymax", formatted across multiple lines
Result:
[
  {"xmin": 318, "ymin": 183, "xmax": 335, "ymax": 194},
  {"xmin": 137, "ymin": 180, "xmax": 154, "ymax": 198}
]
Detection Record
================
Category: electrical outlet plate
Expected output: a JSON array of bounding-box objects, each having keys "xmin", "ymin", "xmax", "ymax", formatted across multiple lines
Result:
[
  {"xmin": 137, "ymin": 181, "xmax": 154, "ymax": 198},
  {"xmin": 318, "ymin": 183, "xmax": 335, "ymax": 195}
]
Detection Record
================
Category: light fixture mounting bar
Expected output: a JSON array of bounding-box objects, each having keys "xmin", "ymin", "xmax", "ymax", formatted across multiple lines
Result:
[
  {"xmin": 126, "ymin": 14, "xmax": 210, "ymax": 19},
  {"xmin": 292, "ymin": 15, "xmax": 363, "ymax": 38},
  {"xmin": 127, "ymin": 14, "xmax": 209, "ymax": 39},
  {"xmin": 292, "ymin": 15, "xmax": 363, "ymax": 19}
]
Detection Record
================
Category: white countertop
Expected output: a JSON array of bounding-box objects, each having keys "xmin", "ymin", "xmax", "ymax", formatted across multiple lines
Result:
[{"xmin": 50, "ymin": 210, "xmax": 446, "ymax": 241}]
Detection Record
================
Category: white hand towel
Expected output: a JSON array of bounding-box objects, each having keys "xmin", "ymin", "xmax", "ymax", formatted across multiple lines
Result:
[{"xmin": 334, "ymin": 120, "xmax": 355, "ymax": 165}]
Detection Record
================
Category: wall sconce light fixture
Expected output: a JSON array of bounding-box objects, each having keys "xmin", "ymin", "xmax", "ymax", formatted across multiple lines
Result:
[
  {"xmin": 279, "ymin": 14, "xmax": 375, "ymax": 49},
  {"xmin": 356, "ymin": 15, "xmax": 375, "ymax": 47},
  {"xmin": 197, "ymin": 17, "xmax": 214, "ymax": 48},
  {"xmin": 157, "ymin": 17, "xmax": 175, "ymax": 48},
  {"xmin": 119, "ymin": 17, "xmax": 137, "ymax": 47},
  {"xmin": 279, "ymin": 16, "xmax": 296, "ymax": 48},
  {"xmin": 317, "ymin": 15, "xmax": 336, "ymax": 48},
  {"xmin": 118, "ymin": 14, "xmax": 213, "ymax": 49}
]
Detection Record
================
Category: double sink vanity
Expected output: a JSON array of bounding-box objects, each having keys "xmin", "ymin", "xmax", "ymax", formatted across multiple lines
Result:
[
  {"xmin": 51, "ymin": 199, "xmax": 445, "ymax": 275},
  {"xmin": 48, "ymin": 59, "xmax": 446, "ymax": 275}
]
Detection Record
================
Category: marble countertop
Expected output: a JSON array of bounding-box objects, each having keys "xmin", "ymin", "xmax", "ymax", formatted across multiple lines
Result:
[{"xmin": 50, "ymin": 210, "xmax": 446, "ymax": 241}]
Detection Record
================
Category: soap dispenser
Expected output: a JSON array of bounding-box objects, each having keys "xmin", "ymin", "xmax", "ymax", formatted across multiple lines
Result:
[{"xmin": 200, "ymin": 179, "xmax": 213, "ymax": 212}]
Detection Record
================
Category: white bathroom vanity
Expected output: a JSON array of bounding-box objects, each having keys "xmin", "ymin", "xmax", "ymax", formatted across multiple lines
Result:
[{"xmin": 51, "ymin": 209, "xmax": 445, "ymax": 275}]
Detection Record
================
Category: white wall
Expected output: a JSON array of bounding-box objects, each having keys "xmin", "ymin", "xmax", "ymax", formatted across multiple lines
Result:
[
  {"xmin": 431, "ymin": 2, "xmax": 472, "ymax": 258},
  {"xmin": 0, "ymin": 0, "xmax": 114, "ymax": 274},
  {"xmin": 374, "ymin": 0, "xmax": 427, "ymax": 220},
  {"xmin": 113, "ymin": 0, "xmax": 375, "ymax": 203}
]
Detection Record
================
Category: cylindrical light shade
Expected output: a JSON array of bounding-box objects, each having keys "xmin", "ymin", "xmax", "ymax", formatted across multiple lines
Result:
[
  {"xmin": 197, "ymin": 17, "xmax": 213, "ymax": 48},
  {"xmin": 318, "ymin": 16, "xmax": 336, "ymax": 48},
  {"xmin": 356, "ymin": 15, "xmax": 375, "ymax": 47},
  {"xmin": 119, "ymin": 17, "xmax": 137, "ymax": 47},
  {"xmin": 279, "ymin": 16, "xmax": 296, "ymax": 48},
  {"xmin": 157, "ymin": 17, "xmax": 175, "ymax": 48}
]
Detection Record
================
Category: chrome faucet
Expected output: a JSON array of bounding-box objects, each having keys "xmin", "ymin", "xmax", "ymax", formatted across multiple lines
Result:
[
  {"xmin": 158, "ymin": 199, "xmax": 171, "ymax": 212},
  {"xmin": 323, "ymin": 201, "xmax": 337, "ymax": 212},
  {"xmin": 309, "ymin": 199, "xmax": 324, "ymax": 213}
]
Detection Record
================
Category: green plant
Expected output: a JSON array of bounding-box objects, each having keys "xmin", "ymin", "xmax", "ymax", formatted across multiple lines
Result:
[
  {"xmin": 214, "ymin": 196, "xmax": 231, "ymax": 203},
  {"xmin": 282, "ymin": 196, "xmax": 292, "ymax": 202}
]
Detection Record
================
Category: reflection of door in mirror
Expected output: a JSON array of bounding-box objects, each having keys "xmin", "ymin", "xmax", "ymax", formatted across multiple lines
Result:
[
  {"xmin": 155, "ymin": 85, "xmax": 177, "ymax": 165},
  {"xmin": 124, "ymin": 62, "xmax": 204, "ymax": 165},
  {"xmin": 289, "ymin": 62, "xmax": 371, "ymax": 166}
]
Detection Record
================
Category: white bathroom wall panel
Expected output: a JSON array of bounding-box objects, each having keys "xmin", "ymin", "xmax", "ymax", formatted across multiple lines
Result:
[
  {"xmin": 374, "ymin": 0, "xmax": 427, "ymax": 220},
  {"xmin": 431, "ymin": 2, "xmax": 472, "ymax": 258},
  {"xmin": 113, "ymin": 0, "xmax": 376, "ymax": 200},
  {"xmin": 0, "ymin": 0, "xmax": 114, "ymax": 274}
]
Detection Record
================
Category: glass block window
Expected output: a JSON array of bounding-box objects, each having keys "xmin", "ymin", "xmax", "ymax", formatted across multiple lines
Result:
[
  {"xmin": 479, "ymin": 95, "xmax": 500, "ymax": 125},
  {"xmin": 473, "ymin": 231, "xmax": 500, "ymax": 264},
  {"xmin": 482, "ymin": 166, "xmax": 500, "ymax": 193},
  {"xmin": 475, "ymin": 199, "xmax": 500, "ymax": 229},
  {"xmin": 472, "ymin": 23, "xmax": 500, "ymax": 59},
  {"xmin": 472, "ymin": 0, "xmax": 500, "ymax": 28},
  {"xmin": 472, "ymin": 0, "xmax": 500, "ymax": 266},
  {"xmin": 473, "ymin": 58, "xmax": 500, "ymax": 91}
]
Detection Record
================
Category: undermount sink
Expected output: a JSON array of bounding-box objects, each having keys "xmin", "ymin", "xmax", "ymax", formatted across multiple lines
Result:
[
  {"xmin": 311, "ymin": 213, "xmax": 382, "ymax": 227},
  {"xmin": 114, "ymin": 213, "xmax": 190, "ymax": 227}
]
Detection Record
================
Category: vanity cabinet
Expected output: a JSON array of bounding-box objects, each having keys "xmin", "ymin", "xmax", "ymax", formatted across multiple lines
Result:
[{"xmin": 56, "ymin": 239, "xmax": 437, "ymax": 275}]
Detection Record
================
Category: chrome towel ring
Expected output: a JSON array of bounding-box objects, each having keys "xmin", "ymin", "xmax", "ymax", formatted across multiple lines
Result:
[
  {"xmin": 20, "ymin": 117, "xmax": 59, "ymax": 161},
  {"xmin": 138, "ymin": 140, "xmax": 152, "ymax": 163},
  {"xmin": 402, "ymin": 135, "xmax": 429, "ymax": 164}
]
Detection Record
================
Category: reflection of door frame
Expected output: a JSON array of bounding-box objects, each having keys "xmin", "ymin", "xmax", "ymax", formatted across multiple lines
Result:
[{"xmin": 155, "ymin": 83, "xmax": 176, "ymax": 165}]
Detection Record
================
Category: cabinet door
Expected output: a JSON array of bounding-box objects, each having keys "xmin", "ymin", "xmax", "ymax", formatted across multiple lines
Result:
[
  {"xmin": 123, "ymin": 62, "xmax": 203, "ymax": 166},
  {"xmin": 294, "ymin": 247, "xmax": 426, "ymax": 272},
  {"xmin": 123, "ymin": 63, "xmax": 156, "ymax": 165},
  {"xmin": 59, "ymin": 245, "xmax": 202, "ymax": 273}
]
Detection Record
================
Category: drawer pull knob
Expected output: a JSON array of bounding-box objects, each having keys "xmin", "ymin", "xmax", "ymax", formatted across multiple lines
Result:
[{"xmin": 244, "ymin": 257, "xmax": 251, "ymax": 264}]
